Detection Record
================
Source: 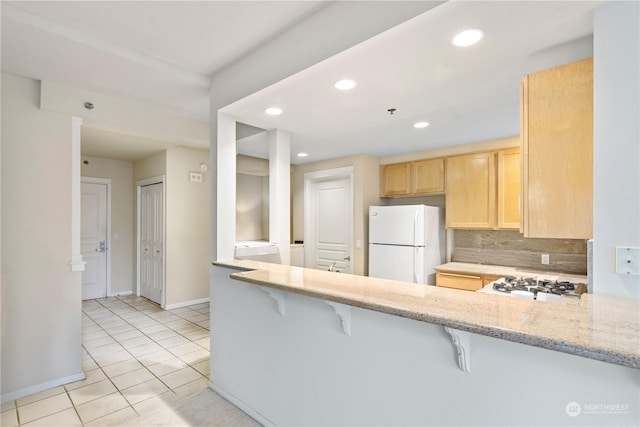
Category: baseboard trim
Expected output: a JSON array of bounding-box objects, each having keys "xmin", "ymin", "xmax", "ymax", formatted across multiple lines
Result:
[
  {"xmin": 108, "ymin": 290, "xmax": 133, "ymax": 297},
  {"xmin": 1, "ymin": 372, "xmax": 85, "ymax": 403},
  {"xmin": 164, "ymin": 297, "xmax": 209, "ymax": 310},
  {"xmin": 208, "ymin": 380, "xmax": 275, "ymax": 427}
]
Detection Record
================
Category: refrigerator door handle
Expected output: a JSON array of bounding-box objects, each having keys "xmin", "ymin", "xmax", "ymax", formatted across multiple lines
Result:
[
  {"xmin": 414, "ymin": 247, "xmax": 423, "ymax": 284},
  {"xmin": 414, "ymin": 211, "xmax": 419, "ymax": 246}
]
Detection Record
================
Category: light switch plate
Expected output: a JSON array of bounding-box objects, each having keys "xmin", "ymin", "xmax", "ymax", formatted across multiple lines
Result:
[
  {"xmin": 189, "ymin": 171, "xmax": 203, "ymax": 183},
  {"xmin": 615, "ymin": 247, "xmax": 640, "ymax": 275}
]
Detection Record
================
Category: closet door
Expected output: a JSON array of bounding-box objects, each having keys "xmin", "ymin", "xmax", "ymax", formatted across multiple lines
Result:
[{"xmin": 140, "ymin": 182, "xmax": 163, "ymax": 304}]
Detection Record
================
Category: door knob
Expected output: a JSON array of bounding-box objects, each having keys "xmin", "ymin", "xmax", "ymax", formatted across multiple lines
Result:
[{"xmin": 344, "ymin": 256, "xmax": 351, "ymax": 261}]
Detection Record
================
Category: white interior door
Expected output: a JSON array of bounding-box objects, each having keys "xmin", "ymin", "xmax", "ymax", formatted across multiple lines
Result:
[
  {"xmin": 305, "ymin": 174, "xmax": 353, "ymax": 273},
  {"xmin": 81, "ymin": 183, "xmax": 108, "ymax": 300},
  {"xmin": 140, "ymin": 183, "xmax": 163, "ymax": 304}
]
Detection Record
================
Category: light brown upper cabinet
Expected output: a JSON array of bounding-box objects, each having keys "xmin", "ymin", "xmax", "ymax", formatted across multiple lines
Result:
[
  {"xmin": 520, "ymin": 57, "xmax": 593, "ymax": 239},
  {"xmin": 412, "ymin": 158, "xmax": 445, "ymax": 194},
  {"xmin": 497, "ymin": 148, "xmax": 521, "ymax": 229},
  {"xmin": 380, "ymin": 158, "xmax": 444, "ymax": 197},
  {"xmin": 446, "ymin": 149, "xmax": 520, "ymax": 230},
  {"xmin": 446, "ymin": 152, "xmax": 496, "ymax": 229},
  {"xmin": 380, "ymin": 162, "xmax": 411, "ymax": 196}
]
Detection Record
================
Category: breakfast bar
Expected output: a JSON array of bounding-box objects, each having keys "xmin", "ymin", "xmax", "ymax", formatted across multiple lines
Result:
[{"xmin": 210, "ymin": 261, "xmax": 639, "ymax": 426}]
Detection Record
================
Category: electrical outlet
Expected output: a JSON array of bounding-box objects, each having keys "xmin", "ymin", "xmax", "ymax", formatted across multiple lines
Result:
[{"xmin": 541, "ymin": 253, "xmax": 550, "ymax": 265}]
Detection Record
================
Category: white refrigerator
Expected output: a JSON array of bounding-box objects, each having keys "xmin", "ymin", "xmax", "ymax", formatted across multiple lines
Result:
[{"xmin": 368, "ymin": 205, "xmax": 445, "ymax": 285}]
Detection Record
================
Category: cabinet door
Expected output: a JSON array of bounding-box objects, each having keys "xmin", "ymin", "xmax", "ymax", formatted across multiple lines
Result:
[
  {"xmin": 497, "ymin": 148, "xmax": 520, "ymax": 229},
  {"xmin": 522, "ymin": 58, "xmax": 593, "ymax": 239},
  {"xmin": 436, "ymin": 272, "xmax": 483, "ymax": 291},
  {"xmin": 446, "ymin": 152, "xmax": 496, "ymax": 229},
  {"xmin": 381, "ymin": 163, "xmax": 411, "ymax": 197},
  {"xmin": 412, "ymin": 158, "xmax": 445, "ymax": 194}
]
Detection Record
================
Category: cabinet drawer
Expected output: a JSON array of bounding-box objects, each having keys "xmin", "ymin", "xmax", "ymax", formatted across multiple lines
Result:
[{"xmin": 436, "ymin": 272, "xmax": 483, "ymax": 291}]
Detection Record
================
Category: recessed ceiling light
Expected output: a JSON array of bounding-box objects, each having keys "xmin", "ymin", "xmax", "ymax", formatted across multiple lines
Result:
[
  {"xmin": 451, "ymin": 29, "xmax": 484, "ymax": 47},
  {"xmin": 297, "ymin": 152, "xmax": 308, "ymax": 158},
  {"xmin": 334, "ymin": 79, "xmax": 357, "ymax": 90},
  {"xmin": 265, "ymin": 107, "xmax": 283, "ymax": 116},
  {"xmin": 414, "ymin": 121, "xmax": 430, "ymax": 129}
]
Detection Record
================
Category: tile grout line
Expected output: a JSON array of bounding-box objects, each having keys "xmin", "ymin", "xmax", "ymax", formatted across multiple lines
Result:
[
  {"xmin": 64, "ymin": 386, "xmax": 86, "ymax": 427},
  {"xmin": 79, "ymin": 302, "xmax": 143, "ymax": 422},
  {"xmin": 87, "ymin": 298, "xmax": 176, "ymax": 415},
  {"xmin": 95, "ymin": 296, "xmax": 209, "ymax": 374},
  {"xmin": 12, "ymin": 296, "xmax": 210, "ymax": 426},
  {"xmin": 84, "ymin": 297, "xmax": 210, "ymax": 417},
  {"xmin": 96, "ymin": 297, "xmax": 210, "ymax": 370}
]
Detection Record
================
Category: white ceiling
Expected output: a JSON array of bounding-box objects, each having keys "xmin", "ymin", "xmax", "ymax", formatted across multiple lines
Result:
[
  {"xmin": 226, "ymin": 0, "xmax": 601, "ymax": 162},
  {"xmin": 1, "ymin": 1, "xmax": 603, "ymax": 164}
]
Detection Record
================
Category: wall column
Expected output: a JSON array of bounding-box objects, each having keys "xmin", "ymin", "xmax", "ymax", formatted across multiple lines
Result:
[
  {"xmin": 216, "ymin": 112, "xmax": 236, "ymax": 260},
  {"xmin": 70, "ymin": 116, "xmax": 85, "ymax": 272},
  {"xmin": 269, "ymin": 129, "xmax": 291, "ymax": 265},
  {"xmin": 592, "ymin": 1, "xmax": 640, "ymax": 298}
]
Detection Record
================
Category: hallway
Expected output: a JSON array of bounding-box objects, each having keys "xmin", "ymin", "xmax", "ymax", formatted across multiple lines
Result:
[{"xmin": 1, "ymin": 295, "xmax": 253, "ymax": 426}]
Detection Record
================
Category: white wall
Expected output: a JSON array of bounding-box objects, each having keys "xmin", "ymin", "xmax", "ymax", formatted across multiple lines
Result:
[
  {"xmin": 165, "ymin": 146, "xmax": 210, "ymax": 307},
  {"xmin": 133, "ymin": 151, "xmax": 167, "ymax": 183},
  {"xmin": 592, "ymin": 1, "xmax": 640, "ymax": 299},
  {"xmin": 81, "ymin": 155, "xmax": 134, "ymax": 294},
  {"xmin": 41, "ymin": 80, "xmax": 209, "ymax": 150},
  {"xmin": 1, "ymin": 73, "xmax": 83, "ymax": 400},
  {"xmin": 237, "ymin": 173, "xmax": 266, "ymax": 241}
]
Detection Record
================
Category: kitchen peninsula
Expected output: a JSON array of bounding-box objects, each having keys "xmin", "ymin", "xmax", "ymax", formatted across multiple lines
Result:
[{"xmin": 210, "ymin": 260, "xmax": 639, "ymax": 426}]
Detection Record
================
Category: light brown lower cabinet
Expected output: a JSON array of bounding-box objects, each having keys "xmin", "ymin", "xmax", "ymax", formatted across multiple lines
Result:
[
  {"xmin": 436, "ymin": 272, "xmax": 483, "ymax": 291},
  {"xmin": 436, "ymin": 271, "xmax": 502, "ymax": 291}
]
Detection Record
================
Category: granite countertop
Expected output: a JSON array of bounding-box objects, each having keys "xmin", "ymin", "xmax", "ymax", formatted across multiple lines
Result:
[
  {"xmin": 213, "ymin": 259, "xmax": 640, "ymax": 369},
  {"xmin": 435, "ymin": 262, "xmax": 588, "ymax": 283}
]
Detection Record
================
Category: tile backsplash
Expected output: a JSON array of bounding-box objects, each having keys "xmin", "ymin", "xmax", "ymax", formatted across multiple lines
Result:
[{"xmin": 452, "ymin": 230, "xmax": 587, "ymax": 275}]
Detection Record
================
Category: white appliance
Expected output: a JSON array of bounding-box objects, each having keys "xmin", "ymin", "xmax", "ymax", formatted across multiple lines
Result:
[{"xmin": 368, "ymin": 205, "xmax": 445, "ymax": 285}]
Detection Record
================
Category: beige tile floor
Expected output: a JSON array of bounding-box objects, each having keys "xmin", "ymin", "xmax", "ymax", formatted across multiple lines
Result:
[{"xmin": 1, "ymin": 295, "xmax": 252, "ymax": 426}]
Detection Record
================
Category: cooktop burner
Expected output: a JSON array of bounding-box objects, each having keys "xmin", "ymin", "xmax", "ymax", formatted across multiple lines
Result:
[{"xmin": 492, "ymin": 276, "xmax": 579, "ymax": 296}]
